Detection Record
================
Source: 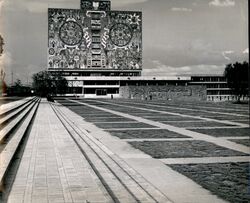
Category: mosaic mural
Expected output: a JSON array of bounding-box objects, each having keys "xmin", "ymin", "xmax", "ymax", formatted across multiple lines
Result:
[{"xmin": 48, "ymin": 1, "xmax": 142, "ymax": 70}]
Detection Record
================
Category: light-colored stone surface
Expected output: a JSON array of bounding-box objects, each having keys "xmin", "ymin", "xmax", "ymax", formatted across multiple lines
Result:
[
  {"xmin": 7, "ymin": 99, "xmax": 172, "ymax": 203},
  {"xmin": 66, "ymin": 99, "xmax": 229, "ymax": 203},
  {"xmin": 52, "ymin": 103, "xmax": 171, "ymax": 203},
  {"xmin": 7, "ymin": 100, "xmax": 112, "ymax": 203},
  {"xmin": 0, "ymin": 97, "xmax": 33, "ymax": 114},
  {"xmin": 6, "ymin": 98, "xmax": 248, "ymax": 203},
  {"xmin": 124, "ymin": 138, "xmax": 195, "ymax": 142},
  {"xmin": 160, "ymin": 156, "xmax": 250, "ymax": 164},
  {"xmin": 70, "ymin": 100, "xmax": 249, "ymax": 154}
]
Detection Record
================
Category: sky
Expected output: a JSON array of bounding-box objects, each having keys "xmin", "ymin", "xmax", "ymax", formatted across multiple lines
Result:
[{"xmin": 0, "ymin": 0, "xmax": 248, "ymax": 84}]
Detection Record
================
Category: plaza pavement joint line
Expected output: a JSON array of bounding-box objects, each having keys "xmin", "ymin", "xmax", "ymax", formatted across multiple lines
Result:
[
  {"xmin": 64, "ymin": 99, "xmax": 228, "ymax": 203},
  {"xmin": 115, "ymin": 100, "xmax": 249, "ymax": 117},
  {"xmin": 70, "ymin": 99, "xmax": 249, "ymax": 154},
  {"xmin": 105, "ymin": 100, "xmax": 248, "ymax": 127},
  {"xmin": 160, "ymin": 156, "xmax": 250, "ymax": 164},
  {"xmin": 142, "ymin": 100, "xmax": 248, "ymax": 112},
  {"xmin": 124, "ymin": 138, "xmax": 195, "ymax": 142},
  {"xmin": 185, "ymin": 126, "xmax": 246, "ymax": 130},
  {"xmin": 53, "ymin": 102, "xmax": 172, "ymax": 203}
]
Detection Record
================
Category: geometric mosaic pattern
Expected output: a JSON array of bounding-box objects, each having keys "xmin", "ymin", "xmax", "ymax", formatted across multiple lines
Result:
[{"xmin": 48, "ymin": 0, "xmax": 142, "ymax": 70}]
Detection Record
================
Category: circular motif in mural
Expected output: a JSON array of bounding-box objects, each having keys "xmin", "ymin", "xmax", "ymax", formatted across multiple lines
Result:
[
  {"xmin": 59, "ymin": 21, "xmax": 83, "ymax": 46},
  {"xmin": 109, "ymin": 23, "xmax": 133, "ymax": 47},
  {"xmin": 48, "ymin": 48, "xmax": 55, "ymax": 55}
]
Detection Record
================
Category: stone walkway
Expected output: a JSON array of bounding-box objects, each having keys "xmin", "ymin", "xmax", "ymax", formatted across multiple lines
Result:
[
  {"xmin": 6, "ymin": 100, "xmax": 171, "ymax": 203},
  {"xmin": 5, "ymin": 98, "xmax": 249, "ymax": 203},
  {"xmin": 66, "ymin": 99, "xmax": 231, "ymax": 203},
  {"xmin": 7, "ymin": 100, "xmax": 113, "ymax": 203}
]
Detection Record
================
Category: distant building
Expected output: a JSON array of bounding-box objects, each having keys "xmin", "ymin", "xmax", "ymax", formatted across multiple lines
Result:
[
  {"xmin": 48, "ymin": 0, "xmax": 143, "ymax": 97},
  {"xmin": 189, "ymin": 75, "xmax": 236, "ymax": 101},
  {"xmin": 47, "ymin": 0, "xmax": 234, "ymax": 101}
]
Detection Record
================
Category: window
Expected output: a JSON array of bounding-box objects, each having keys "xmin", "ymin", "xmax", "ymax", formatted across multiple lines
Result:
[{"xmin": 96, "ymin": 89, "xmax": 107, "ymax": 95}]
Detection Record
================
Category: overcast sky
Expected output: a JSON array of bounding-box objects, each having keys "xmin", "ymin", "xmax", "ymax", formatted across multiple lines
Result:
[{"xmin": 0, "ymin": 0, "xmax": 248, "ymax": 84}]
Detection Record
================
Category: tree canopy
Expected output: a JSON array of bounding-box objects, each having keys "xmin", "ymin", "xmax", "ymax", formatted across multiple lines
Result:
[
  {"xmin": 224, "ymin": 61, "xmax": 249, "ymax": 100},
  {"xmin": 6, "ymin": 79, "xmax": 32, "ymax": 96},
  {"xmin": 32, "ymin": 71, "xmax": 68, "ymax": 97},
  {"xmin": 0, "ymin": 34, "xmax": 3, "ymax": 56}
]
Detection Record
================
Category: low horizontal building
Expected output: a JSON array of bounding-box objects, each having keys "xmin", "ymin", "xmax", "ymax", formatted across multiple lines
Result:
[
  {"xmin": 47, "ymin": 0, "xmax": 236, "ymax": 102},
  {"xmin": 189, "ymin": 75, "xmax": 237, "ymax": 101}
]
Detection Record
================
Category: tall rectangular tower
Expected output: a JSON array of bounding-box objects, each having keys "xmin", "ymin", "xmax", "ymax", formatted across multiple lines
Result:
[{"xmin": 48, "ymin": 0, "xmax": 142, "ymax": 76}]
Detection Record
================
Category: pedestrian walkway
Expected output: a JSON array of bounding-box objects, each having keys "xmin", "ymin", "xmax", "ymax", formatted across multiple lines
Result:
[
  {"xmin": 7, "ymin": 100, "xmax": 113, "ymax": 203},
  {"xmin": 7, "ymin": 99, "xmax": 171, "ymax": 203},
  {"xmin": 60, "ymin": 99, "xmax": 229, "ymax": 203}
]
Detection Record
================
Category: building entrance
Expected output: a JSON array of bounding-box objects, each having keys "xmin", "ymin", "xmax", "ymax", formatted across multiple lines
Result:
[{"xmin": 96, "ymin": 89, "xmax": 107, "ymax": 96}]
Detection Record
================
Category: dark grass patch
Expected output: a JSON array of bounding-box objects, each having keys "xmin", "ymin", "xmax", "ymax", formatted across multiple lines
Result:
[
  {"xmin": 232, "ymin": 120, "xmax": 249, "ymax": 124},
  {"xmin": 152, "ymin": 109, "xmax": 247, "ymax": 120},
  {"xmin": 163, "ymin": 121, "xmax": 235, "ymax": 128},
  {"xmin": 129, "ymin": 140, "xmax": 247, "ymax": 158},
  {"xmin": 144, "ymin": 116, "xmax": 201, "ymax": 122},
  {"xmin": 108, "ymin": 129, "xmax": 189, "ymax": 139},
  {"xmin": 229, "ymin": 139, "xmax": 250, "ymax": 147},
  {"xmin": 203, "ymin": 116, "xmax": 249, "ymax": 121},
  {"xmin": 191, "ymin": 128, "xmax": 250, "ymax": 137},
  {"xmin": 82, "ymin": 114, "xmax": 118, "ymax": 118},
  {"xmin": 94, "ymin": 122, "xmax": 155, "ymax": 129},
  {"xmin": 98, "ymin": 106, "xmax": 148, "ymax": 113},
  {"xmin": 66, "ymin": 107, "xmax": 115, "ymax": 117},
  {"xmin": 169, "ymin": 162, "xmax": 250, "ymax": 203},
  {"xmin": 85, "ymin": 117, "xmax": 135, "ymax": 122}
]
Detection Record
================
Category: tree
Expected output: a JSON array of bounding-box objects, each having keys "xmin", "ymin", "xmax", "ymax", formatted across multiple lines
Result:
[
  {"xmin": 6, "ymin": 79, "xmax": 32, "ymax": 96},
  {"xmin": 224, "ymin": 61, "xmax": 249, "ymax": 101},
  {"xmin": 0, "ymin": 34, "xmax": 3, "ymax": 56},
  {"xmin": 32, "ymin": 71, "xmax": 68, "ymax": 96},
  {"xmin": 52, "ymin": 73, "xmax": 68, "ymax": 95}
]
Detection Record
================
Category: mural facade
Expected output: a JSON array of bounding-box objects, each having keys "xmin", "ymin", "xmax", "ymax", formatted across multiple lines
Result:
[{"xmin": 48, "ymin": 0, "xmax": 142, "ymax": 71}]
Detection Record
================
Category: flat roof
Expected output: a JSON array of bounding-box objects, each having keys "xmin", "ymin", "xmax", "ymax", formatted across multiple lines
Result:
[{"xmin": 65, "ymin": 76, "xmax": 191, "ymax": 81}]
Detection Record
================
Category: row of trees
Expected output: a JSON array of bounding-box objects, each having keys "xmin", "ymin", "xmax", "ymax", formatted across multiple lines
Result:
[
  {"xmin": 6, "ymin": 79, "xmax": 33, "ymax": 96},
  {"xmin": 224, "ymin": 61, "xmax": 249, "ymax": 101},
  {"xmin": 2, "ymin": 71, "xmax": 68, "ymax": 97},
  {"xmin": 32, "ymin": 71, "xmax": 68, "ymax": 97}
]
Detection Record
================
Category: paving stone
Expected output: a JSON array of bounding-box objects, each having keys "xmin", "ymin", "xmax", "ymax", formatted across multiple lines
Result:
[
  {"xmin": 229, "ymin": 139, "xmax": 250, "ymax": 147},
  {"xmin": 56, "ymin": 100, "xmax": 232, "ymax": 202},
  {"xmin": 6, "ymin": 100, "xmax": 113, "ymax": 203}
]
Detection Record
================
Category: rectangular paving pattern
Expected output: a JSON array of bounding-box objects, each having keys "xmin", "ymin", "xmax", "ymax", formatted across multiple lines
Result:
[{"xmin": 57, "ymin": 98, "xmax": 249, "ymax": 203}]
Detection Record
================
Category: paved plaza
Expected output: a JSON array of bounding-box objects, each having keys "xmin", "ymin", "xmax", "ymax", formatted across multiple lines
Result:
[
  {"xmin": 2, "ymin": 98, "xmax": 249, "ymax": 203},
  {"xmin": 58, "ymin": 98, "xmax": 249, "ymax": 203}
]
